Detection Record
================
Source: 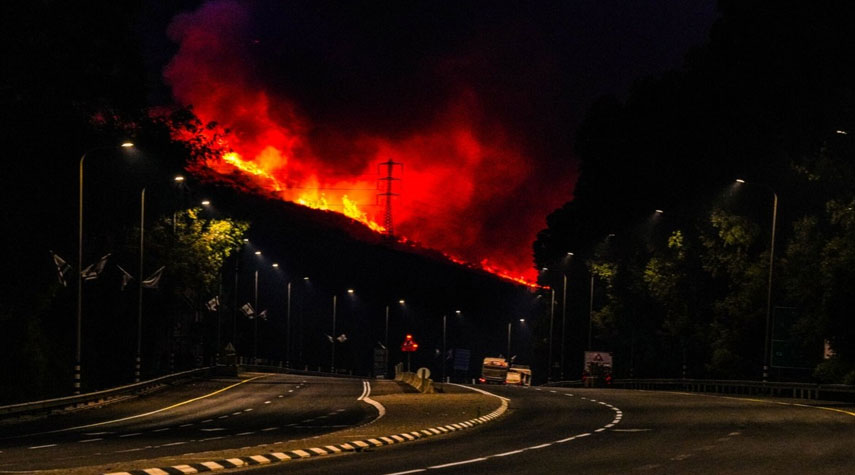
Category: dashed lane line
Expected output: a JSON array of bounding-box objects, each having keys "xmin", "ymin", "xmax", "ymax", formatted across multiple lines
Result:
[
  {"xmin": 103, "ymin": 381, "xmax": 508, "ymax": 475},
  {"xmin": 379, "ymin": 387, "xmax": 622, "ymax": 473},
  {"xmin": 24, "ymin": 375, "xmax": 271, "ymax": 437}
]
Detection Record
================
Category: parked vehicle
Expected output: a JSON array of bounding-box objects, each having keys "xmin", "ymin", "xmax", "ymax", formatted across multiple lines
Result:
[
  {"xmin": 506, "ymin": 364, "xmax": 532, "ymax": 386},
  {"xmin": 478, "ymin": 357, "xmax": 509, "ymax": 384}
]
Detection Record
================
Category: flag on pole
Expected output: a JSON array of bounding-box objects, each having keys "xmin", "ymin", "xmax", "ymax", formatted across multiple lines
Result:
[
  {"xmin": 259, "ymin": 309, "xmax": 268, "ymax": 321},
  {"xmin": 141, "ymin": 266, "xmax": 165, "ymax": 288},
  {"xmin": 206, "ymin": 296, "xmax": 220, "ymax": 312},
  {"xmin": 116, "ymin": 265, "xmax": 134, "ymax": 291},
  {"xmin": 50, "ymin": 251, "xmax": 71, "ymax": 287},
  {"xmin": 81, "ymin": 253, "xmax": 111, "ymax": 281},
  {"xmin": 240, "ymin": 302, "xmax": 255, "ymax": 318}
]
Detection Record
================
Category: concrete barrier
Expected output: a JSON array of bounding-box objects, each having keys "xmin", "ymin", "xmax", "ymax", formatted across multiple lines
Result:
[{"xmin": 394, "ymin": 364, "xmax": 435, "ymax": 394}]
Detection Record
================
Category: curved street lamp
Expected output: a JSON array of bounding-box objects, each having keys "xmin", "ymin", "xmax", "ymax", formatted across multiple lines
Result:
[
  {"xmin": 735, "ymin": 179, "xmax": 778, "ymax": 382},
  {"xmin": 76, "ymin": 142, "xmax": 134, "ymax": 394}
]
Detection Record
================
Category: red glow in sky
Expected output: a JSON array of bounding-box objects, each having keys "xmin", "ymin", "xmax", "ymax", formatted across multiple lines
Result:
[{"xmin": 164, "ymin": 0, "xmax": 574, "ymax": 285}]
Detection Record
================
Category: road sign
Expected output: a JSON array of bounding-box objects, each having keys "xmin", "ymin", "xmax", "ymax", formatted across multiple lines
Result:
[
  {"xmin": 401, "ymin": 334, "xmax": 419, "ymax": 352},
  {"xmin": 584, "ymin": 351, "xmax": 613, "ymax": 371},
  {"xmin": 416, "ymin": 367, "xmax": 431, "ymax": 379}
]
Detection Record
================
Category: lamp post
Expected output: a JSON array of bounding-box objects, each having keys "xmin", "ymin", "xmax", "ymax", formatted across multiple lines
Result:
[
  {"xmin": 548, "ymin": 287, "xmax": 555, "ymax": 382},
  {"xmin": 440, "ymin": 310, "xmax": 460, "ymax": 384},
  {"xmin": 286, "ymin": 280, "xmax": 291, "ymax": 368},
  {"xmin": 331, "ymin": 294, "xmax": 337, "ymax": 373},
  {"xmin": 735, "ymin": 179, "xmax": 778, "ymax": 382},
  {"xmin": 76, "ymin": 142, "xmax": 133, "ymax": 394},
  {"xmin": 506, "ymin": 321, "xmax": 512, "ymax": 363},
  {"xmin": 588, "ymin": 274, "xmax": 594, "ymax": 350},
  {"xmin": 384, "ymin": 299, "xmax": 405, "ymax": 377},
  {"xmin": 253, "ymin": 267, "xmax": 259, "ymax": 363},
  {"xmin": 135, "ymin": 187, "xmax": 145, "ymax": 383}
]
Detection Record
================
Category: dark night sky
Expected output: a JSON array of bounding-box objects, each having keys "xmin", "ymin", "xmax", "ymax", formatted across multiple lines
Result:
[{"xmin": 146, "ymin": 0, "xmax": 718, "ymax": 162}]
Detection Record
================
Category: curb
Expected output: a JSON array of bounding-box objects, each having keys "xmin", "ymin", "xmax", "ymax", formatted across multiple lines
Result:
[{"xmin": 105, "ymin": 388, "xmax": 508, "ymax": 475}]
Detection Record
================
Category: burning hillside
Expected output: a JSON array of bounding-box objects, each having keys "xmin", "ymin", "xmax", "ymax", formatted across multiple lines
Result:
[{"xmin": 162, "ymin": 0, "xmax": 575, "ymax": 286}]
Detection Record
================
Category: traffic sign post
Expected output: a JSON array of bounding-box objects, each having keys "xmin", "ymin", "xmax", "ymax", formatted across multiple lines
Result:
[{"xmin": 401, "ymin": 334, "xmax": 419, "ymax": 372}]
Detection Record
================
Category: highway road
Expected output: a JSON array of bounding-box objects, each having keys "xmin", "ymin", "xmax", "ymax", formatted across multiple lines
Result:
[
  {"xmin": 0, "ymin": 373, "xmax": 375, "ymax": 472},
  {"xmin": 2, "ymin": 375, "xmax": 853, "ymax": 474},
  {"xmin": 245, "ymin": 385, "xmax": 855, "ymax": 474}
]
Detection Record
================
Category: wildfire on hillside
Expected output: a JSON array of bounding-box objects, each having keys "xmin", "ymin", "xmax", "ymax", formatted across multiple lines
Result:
[{"xmin": 162, "ymin": 0, "xmax": 572, "ymax": 289}]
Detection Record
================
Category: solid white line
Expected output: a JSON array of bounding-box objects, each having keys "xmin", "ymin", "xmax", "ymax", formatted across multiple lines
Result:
[
  {"xmin": 359, "ymin": 380, "xmax": 386, "ymax": 423},
  {"xmin": 429, "ymin": 458, "xmax": 488, "ymax": 469},
  {"xmin": 494, "ymin": 449, "xmax": 525, "ymax": 457},
  {"xmin": 385, "ymin": 470, "xmax": 427, "ymax": 475},
  {"xmin": 79, "ymin": 438, "xmax": 102, "ymax": 443},
  {"xmin": 28, "ymin": 444, "xmax": 57, "ymax": 449},
  {"xmin": 33, "ymin": 375, "xmax": 269, "ymax": 435}
]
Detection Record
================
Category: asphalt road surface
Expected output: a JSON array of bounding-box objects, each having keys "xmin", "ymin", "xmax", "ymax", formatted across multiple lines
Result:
[
  {"xmin": 0, "ymin": 373, "xmax": 374, "ymax": 472},
  {"xmin": 243, "ymin": 385, "xmax": 855, "ymax": 474}
]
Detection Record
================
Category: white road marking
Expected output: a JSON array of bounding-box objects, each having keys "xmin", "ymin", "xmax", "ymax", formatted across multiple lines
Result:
[
  {"xmin": 79, "ymin": 438, "xmax": 102, "ymax": 443},
  {"xmin": 429, "ymin": 458, "xmax": 488, "ymax": 469},
  {"xmin": 28, "ymin": 444, "xmax": 57, "ymax": 449},
  {"xmin": 115, "ymin": 447, "xmax": 148, "ymax": 453},
  {"xmin": 22, "ymin": 375, "xmax": 269, "ymax": 437},
  {"xmin": 84, "ymin": 431, "xmax": 113, "ymax": 436},
  {"xmin": 494, "ymin": 449, "xmax": 525, "ymax": 457},
  {"xmin": 264, "ymin": 401, "xmax": 271, "ymax": 404},
  {"xmin": 200, "ymin": 428, "xmax": 226, "ymax": 432},
  {"xmin": 245, "ymin": 408, "xmax": 253, "ymax": 412},
  {"xmin": 261, "ymin": 427, "xmax": 279, "ymax": 432},
  {"xmin": 162, "ymin": 441, "xmax": 187, "ymax": 447},
  {"xmin": 180, "ymin": 423, "xmax": 194, "ymax": 427},
  {"xmin": 153, "ymin": 428, "xmax": 170, "ymax": 432},
  {"xmin": 358, "ymin": 380, "xmax": 386, "ymax": 423},
  {"xmin": 119, "ymin": 432, "xmax": 142, "ymax": 437},
  {"xmin": 237, "ymin": 431, "xmax": 255, "ymax": 436}
]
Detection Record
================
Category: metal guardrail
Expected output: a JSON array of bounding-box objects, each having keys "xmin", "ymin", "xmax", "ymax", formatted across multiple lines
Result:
[
  {"xmin": 239, "ymin": 362, "xmax": 363, "ymax": 379},
  {"xmin": 546, "ymin": 378, "xmax": 855, "ymax": 403},
  {"xmin": 0, "ymin": 367, "xmax": 214, "ymax": 418}
]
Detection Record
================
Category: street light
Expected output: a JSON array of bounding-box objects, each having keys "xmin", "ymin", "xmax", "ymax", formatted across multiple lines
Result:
[
  {"xmin": 271, "ymin": 265, "xmax": 300, "ymax": 369},
  {"xmin": 135, "ymin": 187, "xmax": 145, "ymax": 383},
  {"xmin": 384, "ymin": 299, "xmax": 406, "ymax": 377},
  {"xmin": 548, "ymin": 288, "xmax": 555, "ymax": 381},
  {"xmin": 735, "ymin": 178, "xmax": 778, "ymax": 381},
  {"xmin": 440, "ymin": 309, "xmax": 458, "ymax": 384},
  {"xmin": 560, "ymin": 252, "xmax": 574, "ymax": 380},
  {"xmin": 76, "ymin": 142, "xmax": 134, "ymax": 394},
  {"xmin": 331, "ymin": 289, "xmax": 355, "ymax": 373}
]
